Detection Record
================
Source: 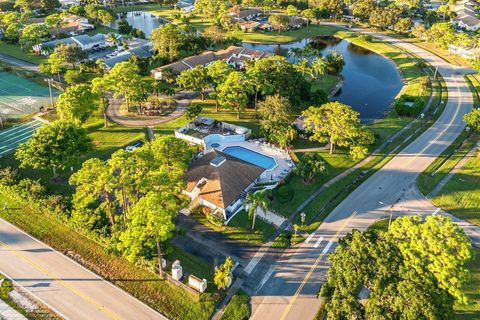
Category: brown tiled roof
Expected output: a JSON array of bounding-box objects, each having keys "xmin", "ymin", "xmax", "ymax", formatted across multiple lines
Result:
[
  {"xmin": 184, "ymin": 149, "xmax": 264, "ymax": 209},
  {"xmin": 152, "ymin": 46, "xmax": 271, "ymax": 74},
  {"xmin": 182, "ymin": 51, "xmax": 216, "ymax": 68}
]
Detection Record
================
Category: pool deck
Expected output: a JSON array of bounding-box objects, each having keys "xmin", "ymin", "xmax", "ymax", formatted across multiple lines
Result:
[{"xmin": 213, "ymin": 140, "xmax": 295, "ymax": 183}]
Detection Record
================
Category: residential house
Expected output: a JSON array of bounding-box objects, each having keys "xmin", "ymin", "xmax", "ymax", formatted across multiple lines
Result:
[
  {"xmin": 103, "ymin": 42, "xmax": 154, "ymax": 69},
  {"xmin": 151, "ymin": 46, "xmax": 272, "ymax": 79},
  {"xmin": 229, "ymin": 8, "xmax": 263, "ymax": 23},
  {"xmin": 452, "ymin": 0, "xmax": 480, "ymax": 31},
  {"xmin": 52, "ymin": 14, "xmax": 94, "ymax": 37},
  {"xmin": 182, "ymin": 149, "xmax": 265, "ymax": 220},
  {"xmin": 34, "ymin": 33, "xmax": 105, "ymax": 54}
]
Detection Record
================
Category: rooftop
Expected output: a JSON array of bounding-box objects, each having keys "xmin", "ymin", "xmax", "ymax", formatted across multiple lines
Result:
[{"xmin": 184, "ymin": 149, "xmax": 265, "ymax": 209}]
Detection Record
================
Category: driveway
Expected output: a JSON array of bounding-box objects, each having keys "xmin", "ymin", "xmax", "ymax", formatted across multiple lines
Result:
[{"xmin": 249, "ymin": 25, "xmax": 474, "ymax": 320}]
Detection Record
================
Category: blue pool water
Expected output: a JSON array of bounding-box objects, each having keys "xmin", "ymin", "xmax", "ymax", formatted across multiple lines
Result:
[{"xmin": 222, "ymin": 146, "xmax": 277, "ymax": 170}]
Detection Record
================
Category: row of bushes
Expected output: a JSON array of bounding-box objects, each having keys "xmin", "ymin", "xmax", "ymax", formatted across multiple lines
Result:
[{"xmin": 394, "ymin": 94, "xmax": 425, "ymax": 117}]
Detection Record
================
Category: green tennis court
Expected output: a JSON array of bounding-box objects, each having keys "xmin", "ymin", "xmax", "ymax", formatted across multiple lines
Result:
[{"xmin": 0, "ymin": 71, "xmax": 59, "ymax": 119}]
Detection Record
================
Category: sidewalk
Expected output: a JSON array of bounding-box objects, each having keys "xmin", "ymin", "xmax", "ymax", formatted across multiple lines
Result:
[{"xmin": 0, "ymin": 298, "xmax": 27, "ymax": 320}]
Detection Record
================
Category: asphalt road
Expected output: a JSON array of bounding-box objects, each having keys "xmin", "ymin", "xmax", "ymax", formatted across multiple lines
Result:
[
  {"xmin": 0, "ymin": 219, "xmax": 167, "ymax": 320},
  {"xmin": 250, "ymin": 28, "xmax": 474, "ymax": 320},
  {"xmin": 0, "ymin": 120, "xmax": 43, "ymax": 157}
]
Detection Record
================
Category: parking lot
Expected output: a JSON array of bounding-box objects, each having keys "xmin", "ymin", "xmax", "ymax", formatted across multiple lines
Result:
[{"xmin": 0, "ymin": 120, "xmax": 43, "ymax": 157}]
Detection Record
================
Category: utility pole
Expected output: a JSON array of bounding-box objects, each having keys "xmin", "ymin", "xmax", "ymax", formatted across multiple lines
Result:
[{"xmin": 44, "ymin": 78, "xmax": 54, "ymax": 108}]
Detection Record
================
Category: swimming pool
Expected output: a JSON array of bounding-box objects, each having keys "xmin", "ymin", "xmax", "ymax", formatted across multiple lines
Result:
[{"xmin": 222, "ymin": 146, "xmax": 277, "ymax": 170}]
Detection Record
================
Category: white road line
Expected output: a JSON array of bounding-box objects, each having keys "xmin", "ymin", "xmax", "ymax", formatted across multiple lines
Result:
[
  {"xmin": 322, "ymin": 241, "xmax": 333, "ymax": 255},
  {"xmin": 0, "ymin": 122, "xmax": 41, "ymax": 138},
  {"xmin": 244, "ymin": 255, "xmax": 262, "ymax": 275},
  {"xmin": 256, "ymin": 267, "xmax": 275, "ymax": 292},
  {"xmin": 313, "ymin": 237, "xmax": 324, "ymax": 248},
  {"xmin": 305, "ymin": 231, "xmax": 316, "ymax": 244},
  {"xmin": 0, "ymin": 129, "xmax": 36, "ymax": 148}
]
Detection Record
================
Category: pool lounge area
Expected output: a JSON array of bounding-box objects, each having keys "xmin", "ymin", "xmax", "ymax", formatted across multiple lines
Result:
[
  {"xmin": 215, "ymin": 140, "xmax": 294, "ymax": 183},
  {"xmin": 222, "ymin": 146, "xmax": 277, "ymax": 170},
  {"xmin": 175, "ymin": 117, "xmax": 295, "ymax": 183}
]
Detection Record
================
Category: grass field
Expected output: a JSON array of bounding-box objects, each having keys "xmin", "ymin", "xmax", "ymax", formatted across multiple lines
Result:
[
  {"xmin": 432, "ymin": 148, "xmax": 480, "ymax": 226},
  {"xmin": 416, "ymin": 131, "xmax": 477, "ymax": 196},
  {"xmin": 0, "ymin": 41, "xmax": 46, "ymax": 65},
  {"xmin": 455, "ymin": 248, "xmax": 480, "ymax": 320},
  {"xmin": 194, "ymin": 209, "xmax": 275, "ymax": 245}
]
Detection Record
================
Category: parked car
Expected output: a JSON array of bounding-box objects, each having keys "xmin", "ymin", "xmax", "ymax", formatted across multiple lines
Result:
[{"xmin": 125, "ymin": 141, "xmax": 144, "ymax": 152}]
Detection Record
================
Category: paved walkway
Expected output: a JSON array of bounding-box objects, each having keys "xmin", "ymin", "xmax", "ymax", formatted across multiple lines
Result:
[
  {"xmin": 0, "ymin": 53, "xmax": 39, "ymax": 73},
  {"xmin": 254, "ymin": 207, "xmax": 286, "ymax": 228},
  {"xmin": 0, "ymin": 298, "xmax": 27, "ymax": 320},
  {"xmin": 428, "ymin": 140, "xmax": 480, "ymax": 197},
  {"xmin": 106, "ymin": 91, "xmax": 198, "ymax": 127}
]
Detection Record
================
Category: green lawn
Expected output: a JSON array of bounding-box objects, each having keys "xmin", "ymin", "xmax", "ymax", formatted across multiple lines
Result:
[
  {"xmin": 0, "ymin": 41, "xmax": 46, "ymax": 65},
  {"xmin": 0, "ymin": 112, "xmax": 147, "ymax": 195},
  {"xmin": 193, "ymin": 210, "xmax": 276, "ymax": 245},
  {"xmin": 229, "ymin": 25, "xmax": 338, "ymax": 43},
  {"xmin": 311, "ymin": 74, "xmax": 339, "ymax": 95},
  {"xmin": 432, "ymin": 148, "xmax": 480, "ymax": 226},
  {"xmin": 455, "ymin": 248, "xmax": 480, "ymax": 319},
  {"xmin": 219, "ymin": 290, "xmax": 251, "ymax": 320},
  {"xmin": 416, "ymin": 131, "xmax": 477, "ymax": 196}
]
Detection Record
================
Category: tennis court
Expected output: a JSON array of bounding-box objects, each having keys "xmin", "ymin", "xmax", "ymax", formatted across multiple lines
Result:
[
  {"xmin": 0, "ymin": 71, "xmax": 58, "ymax": 119},
  {"xmin": 0, "ymin": 120, "xmax": 43, "ymax": 157}
]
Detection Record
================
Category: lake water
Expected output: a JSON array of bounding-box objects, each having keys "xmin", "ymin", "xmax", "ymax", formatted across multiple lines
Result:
[
  {"xmin": 243, "ymin": 37, "xmax": 403, "ymax": 120},
  {"xmin": 111, "ymin": 11, "xmax": 164, "ymax": 37}
]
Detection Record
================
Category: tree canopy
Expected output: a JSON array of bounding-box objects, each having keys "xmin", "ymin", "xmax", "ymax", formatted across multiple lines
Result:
[
  {"xmin": 15, "ymin": 121, "xmax": 92, "ymax": 175},
  {"xmin": 302, "ymin": 102, "xmax": 374, "ymax": 159},
  {"xmin": 322, "ymin": 215, "xmax": 472, "ymax": 320},
  {"xmin": 56, "ymin": 84, "xmax": 99, "ymax": 123}
]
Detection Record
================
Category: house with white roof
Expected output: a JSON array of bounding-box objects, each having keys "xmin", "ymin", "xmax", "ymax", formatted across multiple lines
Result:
[
  {"xmin": 452, "ymin": 0, "xmax": 480, "ymax": 31},
  {"xmin": 34, "ymin": 34, "xmax": 105, "ymax": 54}
]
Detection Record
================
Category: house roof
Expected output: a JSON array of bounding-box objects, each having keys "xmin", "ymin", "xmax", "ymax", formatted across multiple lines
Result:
[
  {"xmin": 104, "ymin": 43, "xmax": 153, "ymax": 69},
  {"xmin": 183, "ymin": 149, "xmax": 264, "ymax": 209},
  {"xmin": 153, "ymin": 46, "xmax": 271, "ymax": 74},
  {"xmin": 72, "ymin": 34, "xmax": 105, "ymax": 46}
]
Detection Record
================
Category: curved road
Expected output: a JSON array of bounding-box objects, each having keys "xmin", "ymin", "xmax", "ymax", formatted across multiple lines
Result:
[{"xmin": 250, "ymin": 27, "xmax": 474, "ymax": 320}]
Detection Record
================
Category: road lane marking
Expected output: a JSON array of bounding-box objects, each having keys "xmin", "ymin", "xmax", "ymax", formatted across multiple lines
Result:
[
  {"xmin": 313, "ymin": 237, "xmax": 324, "ymax": 249},
  {"xmin": 256, "ymin": 267, "xmax": 275, "ymax": 292},
  {"xmin": 305, "ymin": 232, "xmax": 316, "ymax": 244},
  {"xmin": 0, "ymin": 240, "xmax": 122, "ymax": 320},
  {"xmin": 322, "ymin": 241, "xmax": 333, "ymax": 254},
  {"xmin": 280, "ymin": 211, "xmax": 358, "ymax": 320}
]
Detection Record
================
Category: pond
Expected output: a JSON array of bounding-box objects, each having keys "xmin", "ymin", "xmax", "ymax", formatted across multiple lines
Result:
[
  {"xmin": 242, "ymin": 37, "xmax": 403, "ymax": 120},
  {"xmin": 111, "ymin": 11, "xmax": 164, "ymax": 37}
]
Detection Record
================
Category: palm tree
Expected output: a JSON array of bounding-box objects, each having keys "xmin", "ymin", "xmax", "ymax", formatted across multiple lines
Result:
[
  {"xmin": 245, "ymin": 191, "xmax": 269, "ymax": 230},
  {"xmin": 312, "ymin": 58, "xmax": 327, "ymax": 78},
  {"xmin": 106, "ymin": 33, "xmax": 118, "ymax": 46},
  {"xmin": 296, "ymin": 59, "xmax": 313, "ymax": 78}
]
